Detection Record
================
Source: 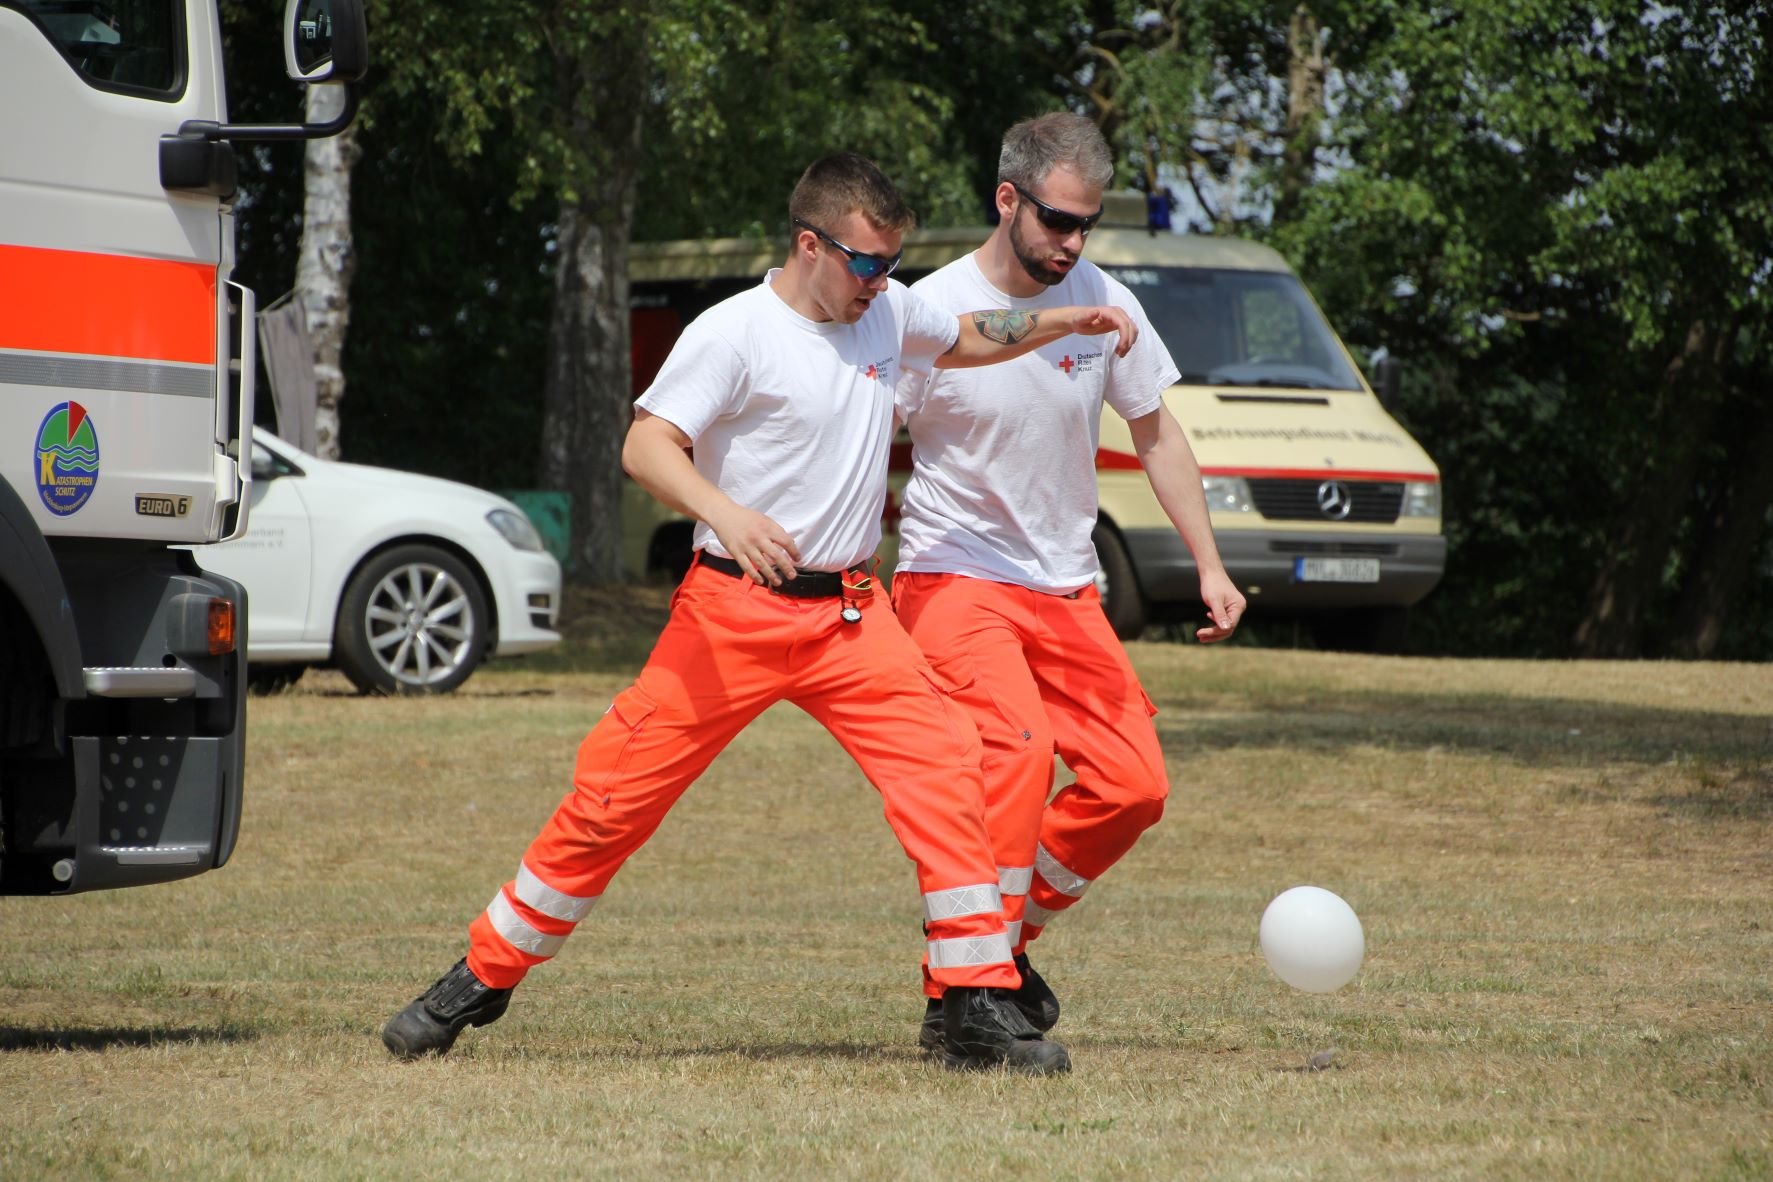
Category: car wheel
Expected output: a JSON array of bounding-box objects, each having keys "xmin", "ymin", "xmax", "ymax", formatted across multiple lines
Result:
[
  {"xmin": 1090, "ymin": 521, "xmax": 1147, "ymax": 641},
  {"xmin": 334, "ymin": 544, "xmax": 489, "ymax": 695},
  {"xmin": 246, "ymin": 664, "xmax": 307, "ymax": 695}
]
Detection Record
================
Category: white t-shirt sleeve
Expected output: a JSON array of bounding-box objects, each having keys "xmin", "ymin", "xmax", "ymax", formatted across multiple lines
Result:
[
  {"xmin": 1102, "ymin": 278, "xmax": 1180, "ymax": 422},
  {"xmin": 894, "ymin": 282, "xmax": 962, "ymax": 371},
  {"xmin": 633, "ymin": 317, "xmax": 747, "ymax": 441}
]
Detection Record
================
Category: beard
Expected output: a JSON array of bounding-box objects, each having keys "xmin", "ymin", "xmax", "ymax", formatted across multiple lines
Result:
[{"xmin": 1009, "ymin": 210, "xmax": 1073, "ymax": 288}]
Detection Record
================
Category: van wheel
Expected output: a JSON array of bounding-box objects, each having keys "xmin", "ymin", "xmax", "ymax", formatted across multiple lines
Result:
[
  {"xmin": 1091, "ymin": 522, "xmax": 1147, "ymax": 641},
  {"xmin": 334, "ymin": 545, "xmax": 488, "ymax": 695},
  {"xmin": 1311, "ymin": 606, "xmax": 1410, "ymax": 654}
]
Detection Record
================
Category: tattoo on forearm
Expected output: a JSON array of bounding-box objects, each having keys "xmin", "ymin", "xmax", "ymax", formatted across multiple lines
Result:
[{"xmin": 972, "ymin": 309, "xmax": 1040, "ymax": 345}]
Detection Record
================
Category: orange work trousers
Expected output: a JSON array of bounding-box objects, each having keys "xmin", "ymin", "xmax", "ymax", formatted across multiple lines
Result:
[
  {"xmin": 466, "ymin": 558, "xmax": 1019, "ymax": 993},
  {"xmin": 893, "ymin": 572, "xmax": 1168, "ymax": 983}
]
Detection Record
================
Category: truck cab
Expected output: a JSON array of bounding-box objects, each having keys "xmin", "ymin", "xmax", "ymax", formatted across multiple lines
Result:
[{"xmin": 0, "ymin": 0, "xmax": 365, "ymax": 894}]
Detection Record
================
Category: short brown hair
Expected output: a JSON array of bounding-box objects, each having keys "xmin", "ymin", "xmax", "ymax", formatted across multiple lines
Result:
[
  {"xmin": 789, "ymin": 153, "xmax": 917, "ymax": 235},
  {"xmin": 998, "ymin": 112, "xmax": 1114, "ymax": 190}
]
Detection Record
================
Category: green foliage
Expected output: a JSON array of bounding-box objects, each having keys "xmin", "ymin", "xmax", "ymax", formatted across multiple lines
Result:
[
  {"xmin": 1264, "ymin": 0, "xmax": 1773, "ymax": 657},
  {"xmin": 218, "ymin": 0, "xmax": 1773, "ymax": 656}
]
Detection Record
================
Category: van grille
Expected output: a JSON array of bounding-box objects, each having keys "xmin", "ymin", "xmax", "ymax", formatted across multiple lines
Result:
[{"xmin": 1249, "ymin": 479, "xmax": 1404, "ymax": 524}]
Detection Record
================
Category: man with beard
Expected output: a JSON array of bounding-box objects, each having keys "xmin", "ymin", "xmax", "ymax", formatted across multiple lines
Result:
[{"xmin": 892, "ymin": 114, "xmax": 1247, "ymax": 1050}]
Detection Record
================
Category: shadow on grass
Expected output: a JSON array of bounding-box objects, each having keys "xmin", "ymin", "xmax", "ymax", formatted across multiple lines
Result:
[
  {"xmin": 1159, "ymin": 688, "xmax": 1773, "ymax": 773},
  {"xmin": 651, "ymin": 1041, "xmax": 901, "ymax": 1063},
  {"xmin": 0, "ymin": 1024, "xmax": 256, "ymax": 1053}
]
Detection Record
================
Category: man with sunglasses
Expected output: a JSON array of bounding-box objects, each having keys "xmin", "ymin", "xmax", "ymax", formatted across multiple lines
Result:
[
  {"xmin": 382, "ymin": 152, "xmax": 1142, "ymax": 1076},
  {"xmin": 892, "ymin": 114, "xmax": 1247, "ymax": 1051}
]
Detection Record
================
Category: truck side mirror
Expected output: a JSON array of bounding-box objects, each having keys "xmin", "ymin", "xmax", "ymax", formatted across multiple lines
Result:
[
  {"xmin": 285, "ymin": 0, "xmax": 368, "ymax": 84},
  {"xmin": 1376, "ymin": 355, "xmax": 1402, "ymax": 410},
  {"xmin": 164, "ymin": 0, "xmax": 368, "ymax": 191}
]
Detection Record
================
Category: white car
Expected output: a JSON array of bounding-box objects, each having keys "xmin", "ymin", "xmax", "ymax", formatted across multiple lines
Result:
[{"xmin": 198, "ymin": 428, "xmax": 562, "ymax": 695}]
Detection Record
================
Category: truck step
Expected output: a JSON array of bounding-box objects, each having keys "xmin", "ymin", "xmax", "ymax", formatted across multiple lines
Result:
[{"xmin": 82, "ymin": 667, "xmax": 198, "ymax": 698}]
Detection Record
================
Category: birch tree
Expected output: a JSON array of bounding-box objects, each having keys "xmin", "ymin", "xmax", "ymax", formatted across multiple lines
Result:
[{"xmin": 295, "ymin": 83, "xmax": 361, "ymax": 460}]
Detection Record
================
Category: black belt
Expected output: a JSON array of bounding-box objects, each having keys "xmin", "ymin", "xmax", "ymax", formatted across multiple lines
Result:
[{"xmin": 699, "ymin": 553, "xmax": 866, "ymax": 599}]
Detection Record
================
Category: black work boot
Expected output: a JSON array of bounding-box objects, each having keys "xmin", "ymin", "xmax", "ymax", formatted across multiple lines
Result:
[
  {"xmin": 942, "ymin": 986, "xmax": 1071, "ymax": 1075},
  {"xmin": 1011, "ymin": 952, "xmax": 1061, "ymax": 1033},
  {"xmin": 917, "ymin": 996, "xmax": 944, "ymax": 1053},
  {"xmin": 921, "ymin": 953, "xmax": 1058, "ymax": 1051},
  {"xmin": 381, "ymin": 958, "xmax": 513, "ymax": 1060}
]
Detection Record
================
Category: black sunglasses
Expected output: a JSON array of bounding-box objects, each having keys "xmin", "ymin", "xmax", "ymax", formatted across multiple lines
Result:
[
  {"xmin": 1012, "ymin": 184, "xmax": 1103, "ymax": 236},
  {"xmin": 793, "ymin": 217, "xmax": 902, "ymax": 281}
]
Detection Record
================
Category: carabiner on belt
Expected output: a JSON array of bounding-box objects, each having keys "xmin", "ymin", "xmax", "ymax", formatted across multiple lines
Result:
[{"xmin": 839, "ymin": 568, "xmax": 874, "ymax": 625}]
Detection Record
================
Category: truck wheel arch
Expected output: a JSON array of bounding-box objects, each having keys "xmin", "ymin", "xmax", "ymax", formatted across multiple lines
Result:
[{"xmin": 0, "ymin": 478, "xmax": 83, "ymax": 704}]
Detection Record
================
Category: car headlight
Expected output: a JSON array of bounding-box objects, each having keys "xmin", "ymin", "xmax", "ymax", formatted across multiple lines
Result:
[
  {"xmin": 1400, "ymin": 481, "xmax": 1441, "ymax": 518},
  {"xmin": 487, "ymin": 508, "xmax": 545, "ymax": 552},
  {"xmin": 1202, "ymin": 475, "xmax": 1254, "ymax": 513}
]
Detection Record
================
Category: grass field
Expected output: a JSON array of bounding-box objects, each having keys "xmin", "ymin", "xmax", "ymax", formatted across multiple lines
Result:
[{"xmin": 2, "ymin": 588, "xmax": 1769, "ymax": 1180}]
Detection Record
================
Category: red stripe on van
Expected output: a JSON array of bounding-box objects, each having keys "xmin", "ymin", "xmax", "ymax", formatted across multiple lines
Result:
[
  {"xmin": 1199, "ymin": 465, "xmax": 1440, "ymax": 483},
  {"xmin": 1097, "ymin": 448, "xmax": 1144, "ymax": 470},
  {"xmin": 0, "ymin": 243, "xmax": 217, "ymax": 365},
  {"xmin": 1095, "ymin": 447, "xmax": 1437, "ymax": 483}
]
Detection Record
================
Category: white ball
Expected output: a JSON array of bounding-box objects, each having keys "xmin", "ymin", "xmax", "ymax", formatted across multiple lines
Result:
[{"xmin": 1260, "ymin": 885, "xmax": 1365, "ymax": 993}]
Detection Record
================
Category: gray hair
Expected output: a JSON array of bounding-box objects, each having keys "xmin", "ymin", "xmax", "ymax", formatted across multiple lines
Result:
[{"xmin": 997, "ymin": 113, "xmax": 1114, "ymax": 191}]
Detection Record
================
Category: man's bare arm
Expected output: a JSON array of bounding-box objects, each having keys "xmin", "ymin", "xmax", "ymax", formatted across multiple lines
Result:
[
  {"xmin": 623, "ymin": 410, "xmax": 800, "ymax": 585},
  {"xmin": 935, "ymin": 305, "xmax": 1138, "ymax": 369},
  {"xmin": 1127, "ymin": 405, "xmax": 1246, "ymax": 643}
]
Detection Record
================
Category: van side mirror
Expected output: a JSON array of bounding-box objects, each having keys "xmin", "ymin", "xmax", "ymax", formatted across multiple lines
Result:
[
  {"xmin": 285, "ymin": 0, "xmax": 369, "ymax": 84},
  {"xmin": 1375, "ymin": 355, "xmax": 1402, "ymax": 410}
]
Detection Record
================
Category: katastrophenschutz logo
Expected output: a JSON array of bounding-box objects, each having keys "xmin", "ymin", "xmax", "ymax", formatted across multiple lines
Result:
[{"xmin": 35, "ymin": 401, "xmax": 100, "ymax": 516}]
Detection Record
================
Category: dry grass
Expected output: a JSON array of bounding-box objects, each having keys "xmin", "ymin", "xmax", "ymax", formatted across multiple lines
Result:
[{"xmin": 2, "ymin": 589, "xmax": 1769, "ymax": 1180}]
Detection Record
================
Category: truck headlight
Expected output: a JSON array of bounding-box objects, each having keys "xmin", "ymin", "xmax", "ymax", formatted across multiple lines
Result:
[
  {"xmin": 487, "ymin": 508, "xmax": 545, "ymax": 552},
  {"xmin": 1202, "ymin": 475, "xmax": 1254, "ymax": 513},
  {"xmin": 1401, "ymin": 481, "xmax": 1441, "ymax": 518}
]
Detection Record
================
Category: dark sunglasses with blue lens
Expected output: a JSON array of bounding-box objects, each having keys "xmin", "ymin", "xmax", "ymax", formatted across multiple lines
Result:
[
  {"xmin": 1012, "ymin": 184, "xmax": 1103, "ymax": 236},
  {"xmin": 793, "ymin": 217, "xmax": 902, "ymax": 281}
]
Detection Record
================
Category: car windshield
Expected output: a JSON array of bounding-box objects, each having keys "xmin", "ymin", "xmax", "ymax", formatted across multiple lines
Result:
[{"xmin": 1103, "ymin": 266, "xmax": 1363, "ymax": 392}]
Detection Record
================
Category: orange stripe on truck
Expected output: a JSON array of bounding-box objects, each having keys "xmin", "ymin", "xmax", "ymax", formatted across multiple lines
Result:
[{"xmin": 0, "ymin": 243, "xmax": 216, "ymax": 365}]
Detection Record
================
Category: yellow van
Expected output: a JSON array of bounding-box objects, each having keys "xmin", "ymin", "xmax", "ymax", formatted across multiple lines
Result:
[{"xmin": 624, "ymin": 200, "xmax": 1444, "ymax": 651}]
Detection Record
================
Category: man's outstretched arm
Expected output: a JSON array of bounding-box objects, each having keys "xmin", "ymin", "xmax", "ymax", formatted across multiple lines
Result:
[{"xmin": 935, "ymin": 305, "xmax": 1138, "ymax": 369}]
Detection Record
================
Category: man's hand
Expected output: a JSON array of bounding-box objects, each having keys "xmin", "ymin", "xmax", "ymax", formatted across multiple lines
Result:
[
  {"xmin": 1070, "ymin": 306, "xmax": 1138, "ymax": 357},
  {"xmin": 707, "ymin": 505, "xmax": 801, "ymax": 586},
  {"xmin": 1195, "ymin": 569, "xmax": 1246, "ymax": 644}
]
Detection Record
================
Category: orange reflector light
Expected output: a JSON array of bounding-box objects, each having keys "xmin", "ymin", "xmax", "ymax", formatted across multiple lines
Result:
[{"xmin": 207, "ymin": 597, "xmax": 236, "ymax": 655}]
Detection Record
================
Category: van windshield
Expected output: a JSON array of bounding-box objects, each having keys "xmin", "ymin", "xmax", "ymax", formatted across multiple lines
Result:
[{"xmin": 1103, "ymin": 266, "xmax": 1364, "ymax": 392}]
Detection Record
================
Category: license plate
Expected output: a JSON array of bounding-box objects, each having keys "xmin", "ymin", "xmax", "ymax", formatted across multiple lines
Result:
[{"xmin": 1294, "ymin": 557, "xmax": 1381, "ymax": 583}]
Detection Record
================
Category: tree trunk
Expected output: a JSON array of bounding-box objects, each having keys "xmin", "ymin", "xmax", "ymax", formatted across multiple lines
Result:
[
  {"xmin": 538, "ymin": 24, "xmax": 645, "ymax": 583},
  {"xmin": 296, "ymin": 84, "xmax": 361, "ymax": 461},
  {"xmin": 1274, "ymin": 4, "xmax": 1326, "ymax": 226},
  {"xmin": 1667, "ymin": 385, "xmax": 1773, "ymax": 658},
  {"xmin": 1571, "ymin": 321, "xmax": 1727, "ymax": 657}
]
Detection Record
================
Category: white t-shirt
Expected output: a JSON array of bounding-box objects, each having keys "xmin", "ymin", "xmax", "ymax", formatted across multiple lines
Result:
[
  {"xmin": 636, "ymin": 273, "xmax": 959, "ymax": 572},
  {"xmin": 895, "ymin": 253, "xmax": 1178, "ymax": 591}
]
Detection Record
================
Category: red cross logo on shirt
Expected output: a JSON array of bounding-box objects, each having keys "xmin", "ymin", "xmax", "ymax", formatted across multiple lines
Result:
[
  {"xmin": 865, "ymin": 364, "xmax": 879, "ymax": 380},
  {"xmin": 1058, "ymin": 354, "xmax": 1075, "ymax": 375}
]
